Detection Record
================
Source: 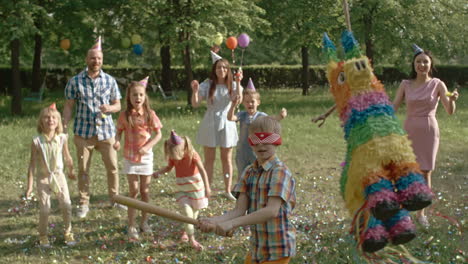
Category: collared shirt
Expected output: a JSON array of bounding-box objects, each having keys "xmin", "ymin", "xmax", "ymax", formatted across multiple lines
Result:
[
  {"xmin": 116, "ymin": 109, "xmax": 162, "ymax": 163},
  {"xmin": 233, "ymin": 156, "xmax": 296, "ymax": 263},
  {"xmin": 65, "ymin": 69, "xmax": 121, "ymax": 140}
]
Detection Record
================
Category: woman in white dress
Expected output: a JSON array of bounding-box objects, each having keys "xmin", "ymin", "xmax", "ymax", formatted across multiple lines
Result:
[{"xmin": 191, "ymin": 54, "xmax": 242, "ymax": 201}]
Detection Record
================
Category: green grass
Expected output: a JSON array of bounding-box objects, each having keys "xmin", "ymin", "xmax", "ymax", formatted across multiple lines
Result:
[{"xmin": 0, "ymin": 85, "xmax": 466, "ymax": 263}]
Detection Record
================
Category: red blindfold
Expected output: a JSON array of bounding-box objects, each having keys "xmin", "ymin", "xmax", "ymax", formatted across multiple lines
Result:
[{"xmin": 248, "ymin": 132, "xmax": 282, "ymax": 146}]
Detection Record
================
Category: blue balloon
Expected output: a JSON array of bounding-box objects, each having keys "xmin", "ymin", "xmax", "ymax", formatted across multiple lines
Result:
[{"xmin": 133, "ymin": 44, "xmax": 143, "ymax": 55}]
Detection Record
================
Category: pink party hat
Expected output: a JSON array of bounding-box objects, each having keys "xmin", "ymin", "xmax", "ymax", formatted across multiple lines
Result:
[
  {"xmin": 246, "ymin": 78, "xmax": 256, "ymax": 91},
  {"xmin": 49, "ymin": 103, "xmax": 56, "ymax": 110},
  {"xmin": 170, "ymin": 130, "xmax": 183, "ymax": 145},
  {"xmin": 210, "ymin": 50, "xmax": 222, "ymax": 64},
  {"xmin": 138, "ymin": 76, "xmax": 149, "ymax": 88},
  {"xmin": 91, "ymin": 36, "xmax": 102, "ymax": 51}
]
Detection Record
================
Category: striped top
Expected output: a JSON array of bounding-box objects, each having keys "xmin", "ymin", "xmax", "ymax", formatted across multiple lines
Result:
[
  {"xmin": 116, "ymin": 109, "xmax": 162, "ymax": 163},
  {"xmin": 65, "ymin": 69, "xmax": 121, "ymax": 140},
  {"xmin": 168, "ymin": 151, "xmax": 201, "ymax": 178},
  {"xmin": 233, "ymin": 156, "xmax": 296, "ymax": 263}
]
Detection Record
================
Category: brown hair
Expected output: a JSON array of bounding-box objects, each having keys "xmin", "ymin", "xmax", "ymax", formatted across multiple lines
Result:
[
  {"xmin": 410, "ymin": 50, "xmax": 435, "ymax": 79},
  {"xmin": 248, "ymin": 116, "xmax": 281, "ymax": 135},
  {"xmin": 208, "ymin": 59, "xmax": 233, "ymax": 103},
  {"xmin": 124, "ymin": 81, "xmax": 153, "ymax": 127},
  {"xmin": 37, "ymin": 107, "xmax": 63, "ymax": 134},
  {"xmin": 243, "ymin": 89, "xmax": 260, "ymax": 101},
  {"xmin": 164, "ymin": 136, "xmax": 195, "ymax": 162}
]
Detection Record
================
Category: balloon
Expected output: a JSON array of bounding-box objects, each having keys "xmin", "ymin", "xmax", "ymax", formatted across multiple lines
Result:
[
  {"xmin": 237, "ymin": 33, "xmax": 250, "ymax": 48},
  {"xmin": 131, "ymin": 34, "xmax": 142, "ymax": 44},
  {"xmin": 60, "ymin": 39, "xmax": 71, "ymax": 50},
  {"xmin": 214, "ymin": 33, "xmax": 223, "ymax": 46},
  {"xmin": 226, "ymin": 36, "xmax": 238, "ymax": 50},
  {"xmin": 121, "ymin": 37, "xmax": 131, "ymax": 48},
  {"xmin": 133, "ymin": 44, "xmax": 143, "ymax": 55}
]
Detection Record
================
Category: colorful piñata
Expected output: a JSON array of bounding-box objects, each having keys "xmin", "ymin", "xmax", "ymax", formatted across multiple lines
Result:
[{"xmin": 322, "ymin": 31, "xmax": 434, "ymax": 253}]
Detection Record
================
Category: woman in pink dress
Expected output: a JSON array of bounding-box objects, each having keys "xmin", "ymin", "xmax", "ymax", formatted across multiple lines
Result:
[{"xmin": 393, "ymin": 45, "xmax": 459, "ymax": 226}]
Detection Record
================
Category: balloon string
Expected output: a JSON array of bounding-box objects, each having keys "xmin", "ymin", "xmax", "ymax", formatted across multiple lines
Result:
[
  {"xmin": 231, "ymin": 50, "xmax": 235, "ymax": 64},
  {"xmin": 240, "ymin": 49, "xmax": 245, "ymax": 67}
]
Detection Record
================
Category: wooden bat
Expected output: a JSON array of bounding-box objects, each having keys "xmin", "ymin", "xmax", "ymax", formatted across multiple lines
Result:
[
  {"xmin": 113, "ymin": 195, "xmax": 198, "ymax": 225},
  {"xmin": 113, "ymin": 195, "xmax": 233, "ymax": 237}
]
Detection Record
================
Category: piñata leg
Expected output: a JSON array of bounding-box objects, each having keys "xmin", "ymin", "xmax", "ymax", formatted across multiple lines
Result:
[
  {"xmin": 384, "ymin": 209, "xmax": 416, "ymax": 245},
  {"xmin": 365, "ymin": 177, "xmax": 399, "ymax": 220},
  {"xmin": 395, "ymin": 171, "xmax": 433, "ymax": 211}
]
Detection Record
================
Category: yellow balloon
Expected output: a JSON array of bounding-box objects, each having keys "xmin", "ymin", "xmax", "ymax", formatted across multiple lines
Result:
[
  {"xmin": 131, "ymin": 34, "xmax": 142, "ymax": 44},
  {"xmin": 214, "ymin": 33, "xmax": 223, "ymax": 46}
]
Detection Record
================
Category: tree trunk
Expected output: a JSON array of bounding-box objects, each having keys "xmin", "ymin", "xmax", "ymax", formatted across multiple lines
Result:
[
  {"xmin": 32, "ymin": 32, "xmax": 42, "ymax": 92},
  {"xmin": 11, "ymin": 39, "xmax": 22, "ymax": 115},
  {"xmin": 301, "ymin": 46, "xmax": 309, "ymax": 95},
  {"xmin": 363, "ymin": 13, "xmax": 374, "ymax": 62},
  {"xmin": 182, "ymin": 41, "xmax": 193, "ymax": 105},
  {"xmin": 160, "ymin": 45, "xmax": 172, "ymax": 95}
]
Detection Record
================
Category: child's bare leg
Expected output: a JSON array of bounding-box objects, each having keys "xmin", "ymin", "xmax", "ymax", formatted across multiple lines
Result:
[
  {"xmin": 139, "ymin": 175, "xmax": 151, "ymax": 226},
  {"xmin": 189, "ymin": 209, "xmax": 203, "ymax": 250},
  {"xmin": 127, "ymin": 175, "xmax": 139, "ymax": 228},
  {"xmin": 220, "ymin": 147, "xmax": 233, "ymax": 193},
  {"xmin": 203, "ymin": 147, "xmax": 216, "ymax": 185}
]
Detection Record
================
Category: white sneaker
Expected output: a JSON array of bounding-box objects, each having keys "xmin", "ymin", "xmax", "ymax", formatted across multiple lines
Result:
[
  {"xmin": 225, "ymin": 192, "xmax": 237, "ymax": 201},
  {"xmin": 128, "ymin": 226, "xmax": 139, "ymax": 240},
  {"xmin": 77, "ymin": 205, "xmax": 89, "ymax": 219}
]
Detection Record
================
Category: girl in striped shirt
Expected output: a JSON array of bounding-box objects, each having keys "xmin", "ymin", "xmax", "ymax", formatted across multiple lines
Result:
[{"xmin": 153, "ymin": 130, "xmax": 211, "ymax": 251}]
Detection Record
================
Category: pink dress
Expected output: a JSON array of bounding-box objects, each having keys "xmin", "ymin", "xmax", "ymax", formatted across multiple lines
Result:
[{"xmin": 402, "ymin": 78, "xmax": 442, "ymax": 170}]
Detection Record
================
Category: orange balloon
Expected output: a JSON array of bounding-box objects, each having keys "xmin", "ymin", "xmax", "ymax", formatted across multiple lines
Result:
[
  {"xmin": 60, "ymin": 39, "xmax": 71, "ymax": 50},
  {"xmin": 226, "ymin": 36, "xmax": 238, "ymax": 50}
]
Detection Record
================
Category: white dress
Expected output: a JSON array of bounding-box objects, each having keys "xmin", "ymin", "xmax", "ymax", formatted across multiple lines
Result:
[{"xmin": 196, "ymin": 80, "xmax": 238, "ymax": 148}]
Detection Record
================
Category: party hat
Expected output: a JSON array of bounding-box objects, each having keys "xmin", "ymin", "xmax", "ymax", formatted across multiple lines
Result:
[
  {"xmin": 49, "ymin": 103, "xmax": 56, "ymax": 110},
  {"xmin": 91, "ymin": 36, "xmax": 102, "ymax": 51},
  {"xmin": 246, "ymin": 78, "xmax": 256, "ymax": 91},
  {"xmin": 138, "ymin": 76, "xmax": 149, "ymax": 88},
  {"xmin": 170, "ymin": 130, "xmax": 183, "ymax": 145},
  {"xmin": 211, "ymin": 50, "xmax": 222, "ymax": 64},
  {"xmin": 412, "ymin": 44, "xmax": 424, "ymax": 55}
]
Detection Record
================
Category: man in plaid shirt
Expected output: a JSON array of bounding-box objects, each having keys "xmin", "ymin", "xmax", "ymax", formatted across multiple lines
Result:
[
  {"xmin": 199, "ymin": 116, "xmax": 296, "ymax": 264},
  {"xmin": 63, "ymin": 37, "xmax": 125, "ymax": 218}
]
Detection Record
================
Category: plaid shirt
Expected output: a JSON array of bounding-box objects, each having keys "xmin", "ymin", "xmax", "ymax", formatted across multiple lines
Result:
[
  {"xmin": 65, "ymin": 69, "xmax": 121, "ymax": 140},
  {"xmin": 233, "ymin": 156, "xmax": 296, "ymax": 263},
  {"xmin": 116, "ymin": 109, "xmax": 162, "ymax": 163}
]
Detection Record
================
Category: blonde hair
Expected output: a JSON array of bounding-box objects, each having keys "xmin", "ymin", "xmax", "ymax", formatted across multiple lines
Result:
[
  {"xmin": 124, "ymin": 81, "xmax": 153, "ymax": 127},
  {"xmin": 37, "ymin": 107, "xmax": 63, "ymax": 134},
  {"xmin": 243, "ymin": 89, "xmax": 260, "ymax": 101},
  {"xmin": 164, "ymin": 135, "xmax": 195, "ymax": 162},
  {"xmin": 248, "ymin": 116, "xmax": 281, "ymax": 135}
]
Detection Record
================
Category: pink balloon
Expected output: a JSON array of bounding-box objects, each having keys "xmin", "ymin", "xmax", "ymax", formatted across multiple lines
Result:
[{"xmin": 238, "ymin": 33, "xmax": 250, "ymax": 48}]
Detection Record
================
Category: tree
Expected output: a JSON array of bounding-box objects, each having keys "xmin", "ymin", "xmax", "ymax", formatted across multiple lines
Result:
[
  {"xmin": 260, "ymin": 0, "xmax": 342, "ymax": 95},
  {"xmin": 0, "ymin": 0, "xmax": 43, "ymax": 114},
  {"xmin": 349, "ymin": 0, "xmax": 467, "ymax": 67}
]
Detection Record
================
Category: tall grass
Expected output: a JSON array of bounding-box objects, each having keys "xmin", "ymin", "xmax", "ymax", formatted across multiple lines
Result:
[{"xmin": 0, "ymin": 85, "xmax": 466, "ymax": 263}]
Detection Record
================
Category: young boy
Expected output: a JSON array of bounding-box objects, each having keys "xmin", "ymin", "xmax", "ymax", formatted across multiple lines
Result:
[
  {"xmin": 227, "ymin": 84, "xmax": 287, "ymax": 181},
  {"xmin": 199, "ymin": 116, "xmax": 296, "ymax": 264}
]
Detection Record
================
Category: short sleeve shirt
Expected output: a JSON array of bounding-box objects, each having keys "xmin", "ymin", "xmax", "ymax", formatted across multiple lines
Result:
[
  {"xmin": 65, "ymin": 69, "xmax": 121, "ymax": 140},
  {"xmin": 168, "ymin": 151, "xmax": 201, "ymax": 178},
  {"xmin": 116, "ymin": 109, "xmax": 162, "ymax": 162},
  {"xmin": 233, "ymin": 156, "xmax": 296, "ymax": 263}
]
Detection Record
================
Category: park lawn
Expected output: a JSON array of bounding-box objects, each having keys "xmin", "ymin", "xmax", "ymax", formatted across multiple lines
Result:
[{"xmin": 0, "ymin": 85, "xmax": 466, "ymax": 264}]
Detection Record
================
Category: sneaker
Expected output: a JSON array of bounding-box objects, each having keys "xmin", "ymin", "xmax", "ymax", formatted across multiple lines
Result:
[
  {"xmin": 224, "ymin": 192, "xmax": 237, "ymax": 201},
  {"xmin": 64, "ymin": 232, "xmax": 77, "ymax": 246},
  {"xmin": 112, "ymin": 203, "xmax": 127, "ymax": 211},
  {"xmin": 128, "ymin": 226, "xmax": 139, "ymax": 240},
  {"xmin": 140, "ymin": 221, "xmax": 152, "ymax": 234},
  {"xmin": 418, "ymin": 215, "xmax": 430, "ymax": 228},
  {"xmin": 77, "ymin": 205, "xmax": 89, "ymax": 219},
  {"xmin": 39, "ymin": 235, "xmax": 51, "ymax": 248}
]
